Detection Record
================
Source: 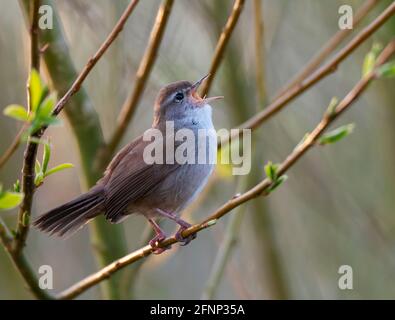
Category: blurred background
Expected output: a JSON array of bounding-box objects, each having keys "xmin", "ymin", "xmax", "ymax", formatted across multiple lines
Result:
[{"xmin": 0, "ymin": 0, "xmax": 395, "ymax": 299}]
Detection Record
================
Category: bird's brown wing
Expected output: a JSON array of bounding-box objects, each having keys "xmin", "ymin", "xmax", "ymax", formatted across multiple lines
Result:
[{"xmin": 103, "ymin": 135, "xmax": 180, "ymax": 222}]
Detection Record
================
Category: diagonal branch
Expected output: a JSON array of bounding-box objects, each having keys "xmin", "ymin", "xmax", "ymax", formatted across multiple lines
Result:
[
  {"xmin": 0, "ymin": 125, "xmax": 26, "ymax": 170},
  {"xmin": 57, "ymin": 39, "xmax": 395, "ymax": 301},
  {"xmin": 102, "ymin": 0, "xmax": 174, "ymax": 165},
  {"xmin": 199, "ymin": 0, "xmax": 245, "ymax": 97},
  {"xmin": 52, "ymin": 0, "xmax": 139, "ymax": 116},
  {"xmin": 0, "ymin": 218, "xmax": 13, "ymax": 253},
  {"xmin": 221, "ymin": 1, "xmax": 395, "ymax": 146},
  {"xmin": 274, "ymin": 0, "xmax": 379, "ymax": 99}
]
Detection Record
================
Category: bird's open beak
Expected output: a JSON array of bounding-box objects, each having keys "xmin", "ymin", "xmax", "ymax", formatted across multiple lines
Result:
[{"xmin": 190, "ymin": 74, "xmax": 223, "ymax": 105}]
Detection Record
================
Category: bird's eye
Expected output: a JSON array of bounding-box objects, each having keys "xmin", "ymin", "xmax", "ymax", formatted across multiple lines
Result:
[{"xmin": 174, "ymin": 92, "xmax": 184, "ymax": 103}]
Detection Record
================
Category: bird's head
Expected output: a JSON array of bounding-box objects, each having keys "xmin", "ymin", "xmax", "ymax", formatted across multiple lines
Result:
[{"xmin": 153, "ymin": 75, "xmax": 223, "ymax": 125}]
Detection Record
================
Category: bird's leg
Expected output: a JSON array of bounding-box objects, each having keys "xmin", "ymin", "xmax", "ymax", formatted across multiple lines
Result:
[
  {"xmin": 148, "ymin": 218, "xmax": 170, "ymax": 254},
  {"xmin": 156, "ymin": 208, "xmax": 196, "ymax": 246}
]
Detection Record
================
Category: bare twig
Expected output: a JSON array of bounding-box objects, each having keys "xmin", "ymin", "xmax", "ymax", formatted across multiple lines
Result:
[
  {"xmin": 0, "ymin": 218, "xmax": 13, "ymax": 252},
  {"xmin": 103, "ymin": 0, "xmax": 174, "ymax": 165},
  {"xmin": 0, "ymin": 125, "xmax": 26, "ymax": 170},
  {"xmin": 199, "ymin": 0, "xmax": 245, "ymax": 97},
  {"xmin": 53, "ymin": 0, "xmax": 139, "ymax": 116},
  {"xmin": 221, "ymin": 1, "xmax": 395, "ymax": 145},
  {"xmin": 274, "ymin": 0, "xmax": 379, "ymax": 99},
  {"xmin": 253, "ymin": 0, "xmax": 266, "ymax": 106},
  {"xmin": 29, "ymin": 0, "xmax": 40, "ymax": 76},
  {"xmin": 57, "ymin": 39, "xmax": 395, "ymax": 300}
]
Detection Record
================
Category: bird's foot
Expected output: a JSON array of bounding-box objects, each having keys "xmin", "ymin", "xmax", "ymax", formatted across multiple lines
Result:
[
  {"xmin": 149, "ymin": 232, "xmax": 170, "ymax": 254},
  {"xmin": 175, "ymin": 223, "xmax": 196, "ymax": 246},
  {"xmin": 155, "ymin": 209, "xmax": 196, "ymax": 246}
]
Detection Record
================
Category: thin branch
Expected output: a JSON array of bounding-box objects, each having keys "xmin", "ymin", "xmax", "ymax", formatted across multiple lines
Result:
[
  {"xmin": 199, "ymin": 0, "xmax": 245, "ymax": 97},
  {"xmin": 0, "ymin": 125, "xmax": 26, "ymax": 170},
  {"xmin": 274, "ymin": 0, "xmax": 379, "ymax": 99},
  {"xmin": 221, "ymin": 1, "xmax": 395, "ymax": 145},
  {"xmin": 253, "ymin": 0, "xmax": 266, "ymax": 107},
  {"xmin": 13, "ymin": 0, "xmax": 41, "ymax": 255},
  {"xmin": 53, "ymin": 0, "xmax": 139, "ymax": 116},
  {"xmin": 29, "ymin": 0, "xmax": 40, "ymax": 75},
  {"xmin": 103, "ymin": 0, "xmax": 174, "ymax": 165},
  {"xmin": 0, "ymin": 218, "xmax": 13, "ymax": 252},
  {"xmin": 57, "ymin": 39, "xmax": 395, "ymax": 300}
]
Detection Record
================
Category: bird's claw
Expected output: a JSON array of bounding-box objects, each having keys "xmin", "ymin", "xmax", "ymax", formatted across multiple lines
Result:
[
  {"xmin": 175, "ymin": 226, "xmax": 196, "ymax": 246},
  {"xmin": 149, "ymin": 234, "xmax": 170, "ymax": 254}
]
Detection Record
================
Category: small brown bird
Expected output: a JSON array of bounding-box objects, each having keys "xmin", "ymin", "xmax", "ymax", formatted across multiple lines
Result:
[{"xmin": 34, "ymin": 75, "xmax": 222, "ymax": 253}]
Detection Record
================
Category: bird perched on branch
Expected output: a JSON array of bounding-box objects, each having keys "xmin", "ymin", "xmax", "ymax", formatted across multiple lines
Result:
[{"xmin": 34, "ymin": 75, "xmax": 222, "ymax": 253}]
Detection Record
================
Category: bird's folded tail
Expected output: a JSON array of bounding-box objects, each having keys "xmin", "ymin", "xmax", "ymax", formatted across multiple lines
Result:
[{"xmin": 33, "ymin": 187, "xmax": 105, "ymax": 237}]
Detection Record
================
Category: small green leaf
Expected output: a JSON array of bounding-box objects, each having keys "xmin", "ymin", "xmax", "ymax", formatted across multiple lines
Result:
[
  {"xmin": 37, "ymin": 93, "xmax": 56, "ymax": 118},
  {"xmin": 42, "ymin": 142, "xmax": 51, "ymax": 174},
  {"xmin": 29, "ymin": 69, "xmax": 43, "ymax": 112},
  {"xmin": 268, "ymin": 175, "xmax": 288, "ymax": 193},
  {"xmin": 45, "ymin": 163, "xmax": 74, "ymax": 177},
  {"xmin": 26, "ymin": 119, "xmax": 42, "ymax": 136},
  {"xmin": 3, "ymin": 105, "xmax": 29, "ymax": 122},
  {"xmin": 264, "ymin": 161, "xmax": 279, "ymax": 181},
  {"xmin": 0, "ymin": 191, "xmax": 24, "ymax": 210},
  {"xmin": 40, "ymin": 116, "xmax": 61, "ymax": 127},
  {"xmin": 362, "ymin": 43, "xmax": 383, "ymax": 77},
  {"xmin": 34, "ymin": 172, "xmax": 44, "ymax": 186},
  {"xmin": 13, "ymin": 180, "xmax": 20, "ymax": 193},
  {"xmin": 319, "ymin": 123, "xmax": 355, "ymax": 145},
  {"xmin": 26, "ymin": 116, "xmax": 61, "ymax": 136},
  {"xmin": 35, "ymin": 159, "xmax": 42, "ymax": 176},
  {"xmin": 22, "ymin": 211, "xmax": 30, "ymax": 227},
  {"xmin": 377, "ymin": 61, "xmax": 395, "ymax": 78}
]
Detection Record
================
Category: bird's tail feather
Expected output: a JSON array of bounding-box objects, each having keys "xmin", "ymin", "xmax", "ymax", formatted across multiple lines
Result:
[{"xmin": 33, "ymin": 187, "xmax": 104, "ymax": 237}]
